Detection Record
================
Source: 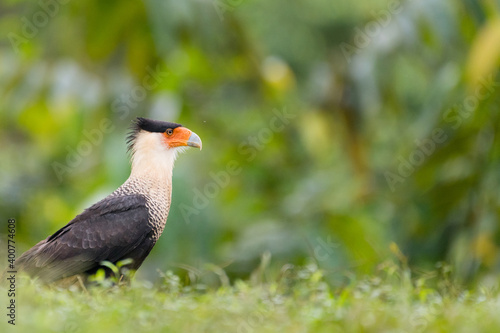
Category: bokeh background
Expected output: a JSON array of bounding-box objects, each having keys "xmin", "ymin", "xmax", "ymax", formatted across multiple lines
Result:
[{"xmin": 1, "ymin": 0, "xmax": 500, "ymax": 287}]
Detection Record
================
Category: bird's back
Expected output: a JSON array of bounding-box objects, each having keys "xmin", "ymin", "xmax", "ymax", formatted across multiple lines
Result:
[{"xmin": 15, "ymin": 187, "xmax": 164, "ymax": 283}]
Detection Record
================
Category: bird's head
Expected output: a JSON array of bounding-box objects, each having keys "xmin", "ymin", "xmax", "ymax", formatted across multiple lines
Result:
[{"xmin": 127, "ymin": 117, "xmax": 202, "ymax": 175}]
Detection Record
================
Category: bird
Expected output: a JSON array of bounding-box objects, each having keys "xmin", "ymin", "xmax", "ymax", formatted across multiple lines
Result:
[{"xmin": 14, "ymin": 117, "xmax": 202, "ymax": 284}]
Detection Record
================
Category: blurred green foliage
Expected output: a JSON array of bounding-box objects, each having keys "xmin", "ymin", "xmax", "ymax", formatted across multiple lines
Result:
[{"xmin": 1, "ymin": 0, "xmax": 500, "ymax": 286}]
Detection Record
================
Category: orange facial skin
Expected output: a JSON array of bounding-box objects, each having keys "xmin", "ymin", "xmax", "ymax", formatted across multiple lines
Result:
[{"xmin": 162, "ymin": 127, "xmax": 202, "ymax": 149}]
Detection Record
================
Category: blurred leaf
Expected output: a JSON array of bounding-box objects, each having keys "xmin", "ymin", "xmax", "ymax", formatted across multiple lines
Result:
[{"xmin": 466, "ymin": 18, "xmax": 500, "ymax": 87}]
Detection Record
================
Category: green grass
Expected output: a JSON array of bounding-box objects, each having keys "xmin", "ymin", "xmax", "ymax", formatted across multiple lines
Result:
[{"xmin": 3, "ymin": 261, "xmax": 500, "ymax": 333}]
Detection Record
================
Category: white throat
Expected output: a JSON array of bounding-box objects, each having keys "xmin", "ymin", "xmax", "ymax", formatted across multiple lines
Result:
[{"xmin": 129, "ymin": 131, "xmax": 179, "ymax": 183}]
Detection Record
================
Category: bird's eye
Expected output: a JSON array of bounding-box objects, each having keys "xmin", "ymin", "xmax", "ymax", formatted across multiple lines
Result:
[{"xmin": 166, "ymin": 128, "xmax": 173, "ymax": 135}]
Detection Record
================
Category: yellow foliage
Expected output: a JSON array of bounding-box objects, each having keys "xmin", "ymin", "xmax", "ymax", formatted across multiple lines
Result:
[{"xmin": 466, "ymin": 18, "xmax": 500, "ymax": 88}]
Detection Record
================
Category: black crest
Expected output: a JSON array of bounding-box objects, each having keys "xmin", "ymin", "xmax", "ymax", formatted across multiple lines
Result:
[{"xmin": 127, "ymin": 117, "xmax": 182, "ymax": 151}]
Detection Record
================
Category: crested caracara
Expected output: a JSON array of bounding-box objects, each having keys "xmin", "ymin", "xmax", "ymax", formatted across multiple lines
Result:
[{"xmin": 15, "ymin": 117, "xmax": 202, "ymax": 283}]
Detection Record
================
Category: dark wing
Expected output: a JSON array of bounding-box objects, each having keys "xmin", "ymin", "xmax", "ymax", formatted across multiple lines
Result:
[{"xmin": 16, "ymin": 194, "xmax": 152, "ymax": 283}]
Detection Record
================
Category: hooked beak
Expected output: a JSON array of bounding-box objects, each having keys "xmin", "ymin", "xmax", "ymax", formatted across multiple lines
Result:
[{"xmin": 187, "ymin": 131, "xmax": 202, "ymax": 150}]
